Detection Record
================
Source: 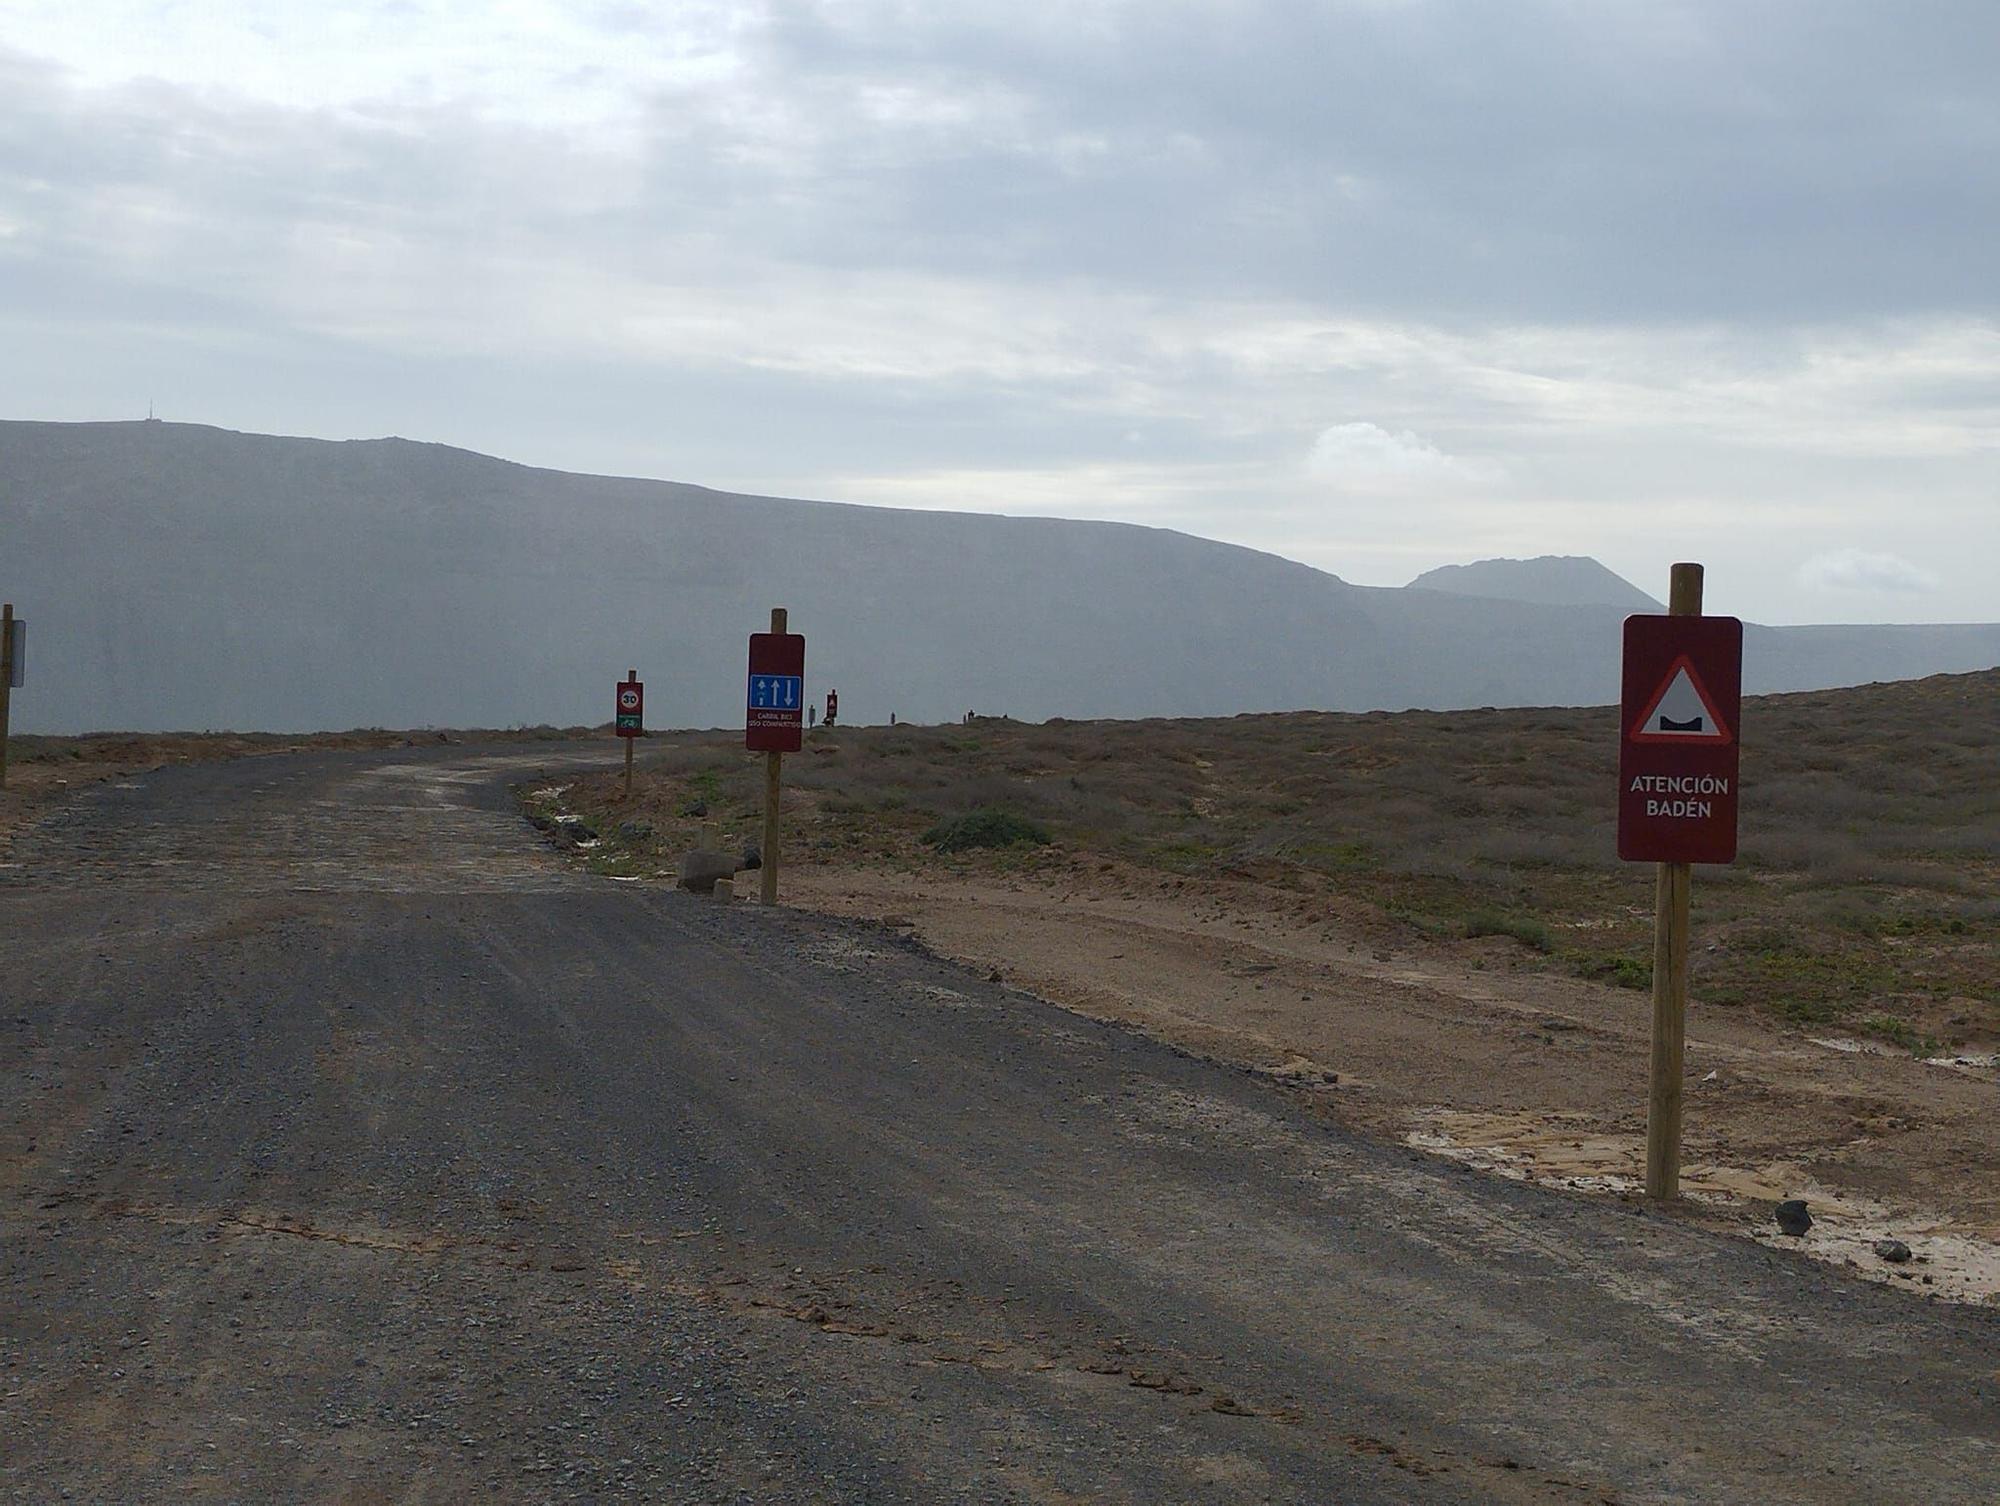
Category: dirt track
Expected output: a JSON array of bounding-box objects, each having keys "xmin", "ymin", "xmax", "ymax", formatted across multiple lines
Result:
[
  {"xmin": 787, "ymin": 860, "xmax": 2000, "ymax": 1304},
  {"xmin": 5, "ymin": 743, "xmax": 2000, "ymax": 1503}
]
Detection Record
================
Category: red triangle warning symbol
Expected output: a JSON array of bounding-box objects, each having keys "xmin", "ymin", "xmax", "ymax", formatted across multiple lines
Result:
[{"xmin": 1630, "ymin": 655, "xmax": 1733, "ymax": 744}]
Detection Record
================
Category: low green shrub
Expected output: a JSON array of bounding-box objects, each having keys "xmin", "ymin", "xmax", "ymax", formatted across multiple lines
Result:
[
  {"xmin": 1463, "ymin": 911, "xmax": 1552, "ymax": 952},
  {"xmin": 924, "ymin": 807, "xmax": 1052, "ymax": 854},
  {"xmin": 1569, "ymin": 951, "xmax": 1651, "ymax": 989},
  {"xmin": 1859, "ymin": 1014, "xmax": 1941, "ymax": 1057}
]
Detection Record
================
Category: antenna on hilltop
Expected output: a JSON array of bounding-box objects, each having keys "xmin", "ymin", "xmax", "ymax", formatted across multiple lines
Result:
[{"xmin": 145, "ymin": 400, "xmax": 158, "ymax": 424}]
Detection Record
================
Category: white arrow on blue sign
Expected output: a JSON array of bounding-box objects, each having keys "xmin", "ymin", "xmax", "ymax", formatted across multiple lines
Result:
[{"xmin": 748, "ymin": 674, "xmax": 804, "ymax": 711}]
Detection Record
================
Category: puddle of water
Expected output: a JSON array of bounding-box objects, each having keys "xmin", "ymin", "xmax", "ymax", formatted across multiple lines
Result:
[
  {"xmin": 1408, "ymin": 1109, "xmax": 2000, "ymax": 1307},
  {"xmin": 1810, "ymin": 1036, "xmax": 1998, "ymax": 1077},
  {"xmin": 1808, "ymin": 1036, "xmax": 1881, "ymax": 1056},
  {"xmin": 1748, "ymin": 1210, "xmax": 2000, "ymax": 1307},
  {"xmin": 908, "ymin": 984, "xmax": 978, "ymax": 1009},
  {"xmin": 1924, "ymin": 1051, "xmax": 1999, "ymax": 1073}
]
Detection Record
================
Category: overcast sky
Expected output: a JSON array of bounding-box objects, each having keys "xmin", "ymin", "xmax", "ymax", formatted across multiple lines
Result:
[{"xmin": 3, "ymin": 1, "xmax": 1995, "ymax": 623}]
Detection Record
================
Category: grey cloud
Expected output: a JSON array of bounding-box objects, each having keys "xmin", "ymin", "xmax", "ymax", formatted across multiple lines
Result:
[
  {"xmin": 739, "ymin": 0, "xmax": 2000, "ymax": 322},
  {"xmin": 12, "ymin": 4, "xmax": 1999, "ymax": 340}
]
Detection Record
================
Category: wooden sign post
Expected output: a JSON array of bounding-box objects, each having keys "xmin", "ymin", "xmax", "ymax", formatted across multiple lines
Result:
[
  {"xmin": 1618, "ymin": 563, "xmax": 1743, "ymax": 1200},
  {"xmin": 762, "ymin": 723, "xmax": 782, "ymax": 906},
  {"xmin": 746, "ymin": 608, "xmax": 806, "ymax": 907},
  {"xmin": 1649, "ymin": 566, "xmax": 1699, "ymax": 1199},
  {"xmin": 614, "ymin": 671, "xmax": 644, "ymax": 798},
  {"xmin": 0, "ymin": 602, "xmax": 14, "ymax": 790}
]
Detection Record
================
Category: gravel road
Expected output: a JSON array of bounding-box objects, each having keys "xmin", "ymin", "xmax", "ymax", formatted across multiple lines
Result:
[{"xmin": 4, "ymin": 743, "xmax": 1997, "ymax": 1503}]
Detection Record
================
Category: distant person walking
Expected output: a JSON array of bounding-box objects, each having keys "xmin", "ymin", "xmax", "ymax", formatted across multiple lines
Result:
[{"xmin": 809, "ymin": 704, "xmax": 818, "ymax": 729}]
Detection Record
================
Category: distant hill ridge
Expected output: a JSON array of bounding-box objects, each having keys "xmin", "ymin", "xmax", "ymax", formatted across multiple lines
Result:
[
  {"xmin": 1408, "ymin": 556, "xmax": 1664, "ymax": 613},
  {"xmin": 3, "ymin": 419, "xmax": 1997, "ymax": 732}
]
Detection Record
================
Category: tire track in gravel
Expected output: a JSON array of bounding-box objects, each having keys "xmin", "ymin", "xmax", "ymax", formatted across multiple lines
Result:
[{"xmin": 6, "ymin": 741, "xmax": 1999, "ymax": 1504}]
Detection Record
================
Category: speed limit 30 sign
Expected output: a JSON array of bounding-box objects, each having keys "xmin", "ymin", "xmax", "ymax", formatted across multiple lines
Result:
[{"xmin": 615, "ymin": 676, "xmax": 644, "ymax": 737}]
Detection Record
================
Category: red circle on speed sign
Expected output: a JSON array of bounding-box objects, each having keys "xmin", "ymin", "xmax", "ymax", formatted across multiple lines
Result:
[{"xmin": 619, "ymin": 688, "xmax": 640, "ymax": 710}]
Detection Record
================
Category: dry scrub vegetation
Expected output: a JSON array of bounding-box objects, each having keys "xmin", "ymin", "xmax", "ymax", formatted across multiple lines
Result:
[{"xmin": 553, "ymin": 669, "xmax": 1999, "ymax": 1054}]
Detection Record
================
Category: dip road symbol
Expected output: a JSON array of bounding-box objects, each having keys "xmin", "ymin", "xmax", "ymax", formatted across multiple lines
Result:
[
  {"xmin": 1630, "ymin": 657, "xmax": 1733, "ymax": 744},
  {"xmin": 1617, "ymin": 614, "xmax": 1742, "ymax": 865}
]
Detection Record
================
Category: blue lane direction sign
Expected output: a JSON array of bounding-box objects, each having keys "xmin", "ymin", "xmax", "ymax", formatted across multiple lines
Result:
[
  {"xmin": 746, "ymin": 628, "xmax": 806, "ymax": 752},
  {"xmin": 748, "ymin": 674, "xmax": 803, "ymax": 711}
]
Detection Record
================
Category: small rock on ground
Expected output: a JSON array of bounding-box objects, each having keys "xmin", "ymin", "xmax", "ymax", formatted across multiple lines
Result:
[{"xmin": 677, "ymin": 850, "xmax": 738, "ymax": 893}]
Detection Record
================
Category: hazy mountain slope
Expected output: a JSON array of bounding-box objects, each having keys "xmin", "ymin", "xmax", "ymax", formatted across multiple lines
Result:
[
  {"xmin": 3, "ymin": 421, "xmax": 1996, "ymax": 732},
  {"xmin": 1407, "ymin": 555, "xmax": 1664, "ymax": 611}
]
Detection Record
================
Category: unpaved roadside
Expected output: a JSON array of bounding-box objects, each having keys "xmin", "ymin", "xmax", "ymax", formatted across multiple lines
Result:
[
  {"xmin": 0, "ymin": 728, "xmax": 591, "ymax": 855},
  {"xmin": 784, "ymin": 855, "xmax": 2000, "ymax": 1305},
  {"xmin": 0, "ymin": 733, "xmax": 419, "ymax": 853}
]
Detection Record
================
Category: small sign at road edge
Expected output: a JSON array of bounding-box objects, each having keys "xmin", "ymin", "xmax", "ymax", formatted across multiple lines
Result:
[
  {"xmin": 615, "ymin": 676, "xmax": 644, "ymax": 737},
  {"xmin": 746, "ymin": 631, "xmax": 806, "ymax": 753}
]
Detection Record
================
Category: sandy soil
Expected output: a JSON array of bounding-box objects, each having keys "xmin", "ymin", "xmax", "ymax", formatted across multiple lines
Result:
[
  {"xmin": 0, "ymin": 752, "xmax": 127, "ymax": 848},
  {"xmin": 787, "ymin": 853, "xmax": 2000, "ymax": 1306}
]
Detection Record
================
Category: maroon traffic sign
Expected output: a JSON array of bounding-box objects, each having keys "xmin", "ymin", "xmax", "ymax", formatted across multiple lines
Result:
[
  {"xmin": 746, "ymin": 631, "xmax": 806, "ymax": 752},
  {"xmin": 615, "ymin": 676, "xmax": 643, "ymax": 737},
  {"xmin": 1618, "ymin": 615, "xmax": 1742, "ymax": 863}
]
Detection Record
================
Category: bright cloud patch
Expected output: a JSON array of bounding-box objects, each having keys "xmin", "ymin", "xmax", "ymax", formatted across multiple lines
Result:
[
  {"xmin": 1797, "ymin": 549, "xmax": 1940, "ymax": 595},
  {"xmin": 1306, "ymin": 423, "xmax": 1499, "ymax": 492}
]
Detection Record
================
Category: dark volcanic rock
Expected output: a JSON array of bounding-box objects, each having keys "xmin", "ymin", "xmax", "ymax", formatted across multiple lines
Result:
[
  {"xmin": 1774, "ymin": 1199, "xmax": 1813, "ymax": 1237},
  {"xmin": 677, "ymin": 851, "xmax": 737, "ymax": 893}
]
